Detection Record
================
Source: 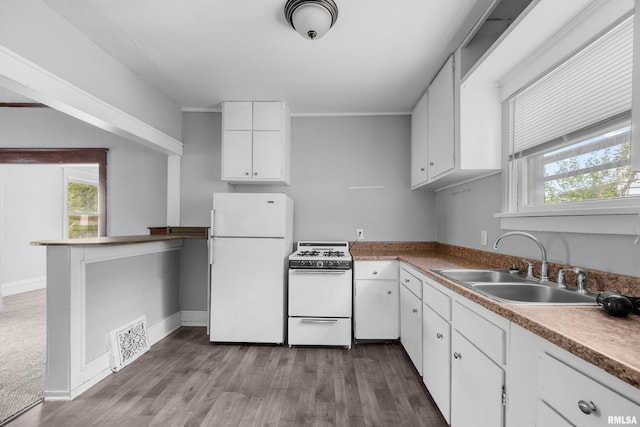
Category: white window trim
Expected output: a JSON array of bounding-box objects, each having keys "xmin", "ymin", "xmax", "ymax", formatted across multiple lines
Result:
[{"xmin": 497, "ymin": 5, "xmax": 639, "ymax": 235}]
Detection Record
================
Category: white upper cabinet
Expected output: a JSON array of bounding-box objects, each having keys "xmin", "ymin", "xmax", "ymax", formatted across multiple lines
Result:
[
  {"xmin": 253, "ymin": 102, "xmax": 284, "ymax": 131},
  {"xmin": 223, "ymin": 101, "xmax": 253, "ymax": 130},
  {"xmin": 221, "ymin": 101, "xmax": 291, "ymax": 185},
  {"xmin": 411, "ymin": 52, "xmax": 500, "ymax": 190},
  {"xmin": 411, "ymin": 90, "xmax": 429, "ymax": 188},
  {"xmin": 427, "ymin": 56, "xmax": 455, "ymax": 181}
]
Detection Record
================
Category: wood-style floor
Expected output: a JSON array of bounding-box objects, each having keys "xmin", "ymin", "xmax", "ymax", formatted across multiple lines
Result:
[{"xmin": 10, "ymin": 327, "xmax": 447, "ymax": 427}]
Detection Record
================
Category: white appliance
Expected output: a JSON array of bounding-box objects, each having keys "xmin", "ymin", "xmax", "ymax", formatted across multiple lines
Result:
[
  {"xmin": 288, "ymin": 242, "xmax": 353, "ymax": 348},
  {"xmin": 209, "ymin": 192, "xmax": 293, "ymax": 344}
]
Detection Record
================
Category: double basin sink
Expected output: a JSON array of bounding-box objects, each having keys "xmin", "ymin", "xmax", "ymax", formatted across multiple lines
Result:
[{"xmin": 432, "ymin": 269, "xmax": 597, "ymax": 305}]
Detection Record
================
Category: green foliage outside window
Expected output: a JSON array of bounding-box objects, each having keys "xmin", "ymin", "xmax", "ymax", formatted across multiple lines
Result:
[{"xmin": 68, "ymin": 181, "xmax": 99, "ymax": 238}]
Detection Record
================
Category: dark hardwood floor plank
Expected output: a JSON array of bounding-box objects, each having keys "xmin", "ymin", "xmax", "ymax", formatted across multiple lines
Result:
[{"xmin": 8, "ymin": 328, "xmax": 447, "ymax": 427}]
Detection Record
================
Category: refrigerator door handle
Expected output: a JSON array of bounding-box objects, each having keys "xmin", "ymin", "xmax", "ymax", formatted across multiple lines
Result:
[{"xmin": 210, "ymin": 209, "xmax": 215, "ymax": 237}]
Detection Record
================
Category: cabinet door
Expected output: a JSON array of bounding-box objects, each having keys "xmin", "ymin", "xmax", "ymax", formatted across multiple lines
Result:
[
  {"xmin": 411, "ymin": 90, "xmax": 429, "ymax": 187},
  {"xmin": 252, "ymin": 131, "xmax": 283, "ymax": 179},
  {"xmin": 253, "ymin": 102, "xmax": 283, "ymax": 130},
  {"xmin": 422, "ymin": 304, "xmax": 451, "ymax": 423},
  {"xmin": 222, "ymin": 131, "xmax": 253, "ymax": 179},
  {"xmin": 400, "ymin": 285, "xmax": 422, "ymax": 375},
  {"xmin": 223, "ymin": 101, "xmax": 253, "ymax": 130},
  {"xmin": 428, "ymin": 55, "xmax": 455, "ymax": 180},
  {"xmin": 451, "ymin": 331, "xmax": 504, "ymax": 427},
  {"xmin": 354, "ymin": 279, "xmax": 399, "ymax": 340}
]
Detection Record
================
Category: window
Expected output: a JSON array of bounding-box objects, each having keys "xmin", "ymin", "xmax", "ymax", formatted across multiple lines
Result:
[
  {"xmin": 65, "ymin": 168, "xmax": 99, "ymax": 238},
  {"xmin": 504, "ymin": 14, "xmax": 636, "ymax": 215},
  {"xmin": 0, "ymin": 148, "xmax": 108, "ymax": 236}
]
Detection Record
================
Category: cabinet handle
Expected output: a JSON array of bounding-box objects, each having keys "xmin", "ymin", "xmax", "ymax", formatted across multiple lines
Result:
[
  {"xmin": 254, "ymin": 172, "xmax": 258, "ymax": 176},
  {"xmin": 387, "ymin": 290, "xmax": 392, "ymax": 295},
  {"xmin": 577, "ymin": 400, "xmax": 597, "ymax": 415},
  {"xmin": 412, "ymin": 308, "xmax": 418, "ymax": 313},
  {"xmin": 453, "ymin": 352, "xmax": 462, "ymax": 359},
  {"xmin": 245, "ymin": 172, "xmax": 250, "ymax": 176},
  {"xmin": 404, "ymin": 279, "xmax": 410, "ymax": 283},
  {"xmin": 372, "ymin": 271, "xmax": 378, "ymax": 275},
  {"xmin": 436, "ymin": 332, "xmax": 443, "ymax": 339},
  {"xmin": 430, "ymin": 162, "xmax": 434, "ymax": 166},
  {"xmin": 420, "ymin": 167, "xmax": 425, "ymax": 171}
]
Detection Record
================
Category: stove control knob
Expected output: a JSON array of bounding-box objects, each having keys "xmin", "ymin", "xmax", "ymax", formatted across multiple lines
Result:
[
  {"xmin": 328, "ymin": 261, "xmax": 334, "ymax": 266},
  {"xmin": 316, "ymin": 261, "xmax": 324, "ymax": 268}
]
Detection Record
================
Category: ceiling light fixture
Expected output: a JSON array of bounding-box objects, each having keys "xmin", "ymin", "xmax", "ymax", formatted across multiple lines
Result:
[{"xmin": 284, "ymin": 0, "xmax": 338, "ymax": 40}]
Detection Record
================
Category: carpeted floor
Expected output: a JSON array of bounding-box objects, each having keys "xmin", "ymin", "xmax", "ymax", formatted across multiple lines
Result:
[{"xmin": 0, "ymin": 289, "xmax": 46, "ymax": 425}]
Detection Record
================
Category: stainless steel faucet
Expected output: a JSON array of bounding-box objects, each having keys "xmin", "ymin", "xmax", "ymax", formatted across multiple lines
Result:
[
  {"xmin": 557, "ymin": 267, "xmax": 588, "ymax": 293},
  {"xmin": 493, "ymin": 231, "xmax": 550, "ymax": 283}
]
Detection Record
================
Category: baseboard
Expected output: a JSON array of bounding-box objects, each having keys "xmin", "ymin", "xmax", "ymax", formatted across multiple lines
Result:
[
  {"xmin": 44, "ymin": 310, "xmax": 183, "ymax": 402},
  {"xmin": 148, "ymin": 311, "xmax": 182, "ymax": 345},
  {"xmin": 2, "ymin": 276, "xmax": 46, "ymax": 296},
  {"xmin": 181, "ymin": 310, "xmax": 208, "ymax": 327}
]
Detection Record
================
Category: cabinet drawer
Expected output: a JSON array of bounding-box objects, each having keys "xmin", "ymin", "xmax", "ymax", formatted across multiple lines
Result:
[
  {"xmin": 400, "ymin": 267, "xmax": 422, "ymax": 299},
  {"xmin": 453, "ymin": 302, "xmax": 505, "ymax": 364},
  {"xmin": 288, "ymin": 317, "xmax": 351, "ymax": 347},
  {"xmin": 355, "ymin": 261, "xmax": 397, "ymax": 280},
  {"xmin": 538, "ymin": 353, "xmax": 640, "ymax": 427},
  {"xmin": 423, "ymin": 279, "xmax": 451, "ymax": 321}
]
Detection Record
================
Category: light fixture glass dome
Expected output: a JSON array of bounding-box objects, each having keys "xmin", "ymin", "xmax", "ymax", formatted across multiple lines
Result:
[{"xmin": 284, "ymin": 0, "xmax": 338, "ymax": 40}]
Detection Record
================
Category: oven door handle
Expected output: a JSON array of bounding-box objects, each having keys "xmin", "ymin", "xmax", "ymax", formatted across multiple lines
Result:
[
  {"xmin": 290, "ymin": 270, "xmax": 347, "ymax": 274},
  {"xmin": 300, "ymin": 318, "xmax": 338, "ymax": 323}
]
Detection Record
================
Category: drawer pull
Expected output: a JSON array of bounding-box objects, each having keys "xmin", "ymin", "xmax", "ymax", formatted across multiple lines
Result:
[
  {"xmin": 453, "ymin": 352, "xmax": 462, "ymax": 359},
  {"xmin": 301, "ymin": 318, "xmax": 338, "ymax": 324},
  {"xmin": 404, "ymin": 279, "xmax": 410, "ymax": 283},
  {"xmin": 387, "ymin": 290, "xmax": 392, "ymax": 295},
  {"xmin": 412, "ymin": 308, "xmax": 418, "ymax": 314},
  {"xmin": 578, "ymin": 400, "xmax": 596, "ymax": 415},
  {"xmin": 436, "ymin": 332, "xmax": 443, "ymax": 339},
  {"xmin": 372, "ymin": 271, "xmax": 378, "ymax": 275}
]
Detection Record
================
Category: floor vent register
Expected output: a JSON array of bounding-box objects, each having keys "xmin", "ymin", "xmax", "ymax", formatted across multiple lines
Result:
[{"xmin": 109, "ymin": 316, "xmax": 150, "ymax": 372}]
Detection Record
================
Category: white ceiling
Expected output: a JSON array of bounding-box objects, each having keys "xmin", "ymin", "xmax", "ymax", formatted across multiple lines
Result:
[{"xmin": 42, "ymin": 0, "xmax": 485, "ymax": 115}]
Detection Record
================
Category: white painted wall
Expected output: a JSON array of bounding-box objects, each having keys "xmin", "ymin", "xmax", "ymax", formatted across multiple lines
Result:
[
  {"xmin": 436, "ymin": 173, "xmax": 640, "ymax": 278},
  {"xmin": 0, "ymin": 108, "xmax": 168, "ymax": 236},
  {"xmin": 0, "ymin": 165, "xmax": 62, "ymax": 295},
  {"xmin": 178, "ymin": 112, "xmax": 436, "ymax": 311},
  {"xmin": 0, "ymin": 0, "xmax": 182, "ymax": 140}
]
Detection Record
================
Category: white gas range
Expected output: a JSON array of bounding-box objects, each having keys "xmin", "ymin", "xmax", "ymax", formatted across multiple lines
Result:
[{"xmin": 287, "ymin": 241, "xmax": 353, "ymax": 348}]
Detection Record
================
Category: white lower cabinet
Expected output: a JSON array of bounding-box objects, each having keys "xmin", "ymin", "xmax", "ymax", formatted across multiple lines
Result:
[
  {"xmin": 354, "ymin": 280, "xmax": 399, "ymax": 340},
  {"xmin": 451, "ymin": 330, "xmax": 505, "ymax": 427},
  {"xmin": 422, "ymin": 303, "xmax": 451, "ymax": 423},
  {"xmin": 538, "ymin": 351, "xmax": 640, "ymax": 427},
  {"xmin": 354, "ymin": 261, "xmax": 399, "ymax": 340},
  {"xmin": 400, "ymin": 278, "xmax": 422, "ymax": 375},
  {"xmin": 508, "ymin": 323, "xmax": 640, "ymax": 427}
]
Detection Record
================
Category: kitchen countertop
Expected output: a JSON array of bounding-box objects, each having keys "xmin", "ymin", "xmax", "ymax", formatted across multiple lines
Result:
[
  {"xmin": 31, "ymin": 234, "xmax": 197, "ymax": 246},
  {"xmin": 351, "ymin": 242, "xmax": 640, "ymax": 390}
]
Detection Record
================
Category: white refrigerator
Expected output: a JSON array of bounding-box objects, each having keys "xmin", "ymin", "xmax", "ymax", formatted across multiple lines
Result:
[{"xmin": 209, "ymin": 192, "xmax": 293, "ymax": 344}]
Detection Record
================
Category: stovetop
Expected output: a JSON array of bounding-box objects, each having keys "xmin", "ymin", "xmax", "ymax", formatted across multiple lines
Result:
[{"xmin": 289, "ymin": 241, "xmax": 352, "ymax": 270}]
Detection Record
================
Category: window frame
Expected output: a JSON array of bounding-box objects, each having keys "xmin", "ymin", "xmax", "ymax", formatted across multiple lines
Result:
[
  {"xmin": 497, "ymin": 11, "xmax": 640, "ymax": 235},
  {"xmin": 0, "ymin": 148, "xmax": 108, "ymax": 236}
]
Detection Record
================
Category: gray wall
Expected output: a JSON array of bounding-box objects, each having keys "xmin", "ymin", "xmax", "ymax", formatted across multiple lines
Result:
[
  {"xmin": 0, "ymin": 108, "xmax": 168, "ymax": 236},
  {"xmin": 0, "ymin": 0, "xmax": 181, "ymax": 139},
  {"xmin": 0, "ymin": 165, "xmax": 62, "ymax": 286},
  {"xmin": 179, "ymin": 112, "xmax": 436, "ymax": 310},
  {"xmin": 436, "ymin": 173, "xmax": 640, "ymax": 277},
  {"xmin": 85, "ymin": 250, "xmax": 180, "ymax": 361}
]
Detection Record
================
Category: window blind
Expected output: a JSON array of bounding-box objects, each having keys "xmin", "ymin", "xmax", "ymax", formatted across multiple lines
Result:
[{"xmin": 509, "ymin": 15, "xmax": 633, "ymax": 155}]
